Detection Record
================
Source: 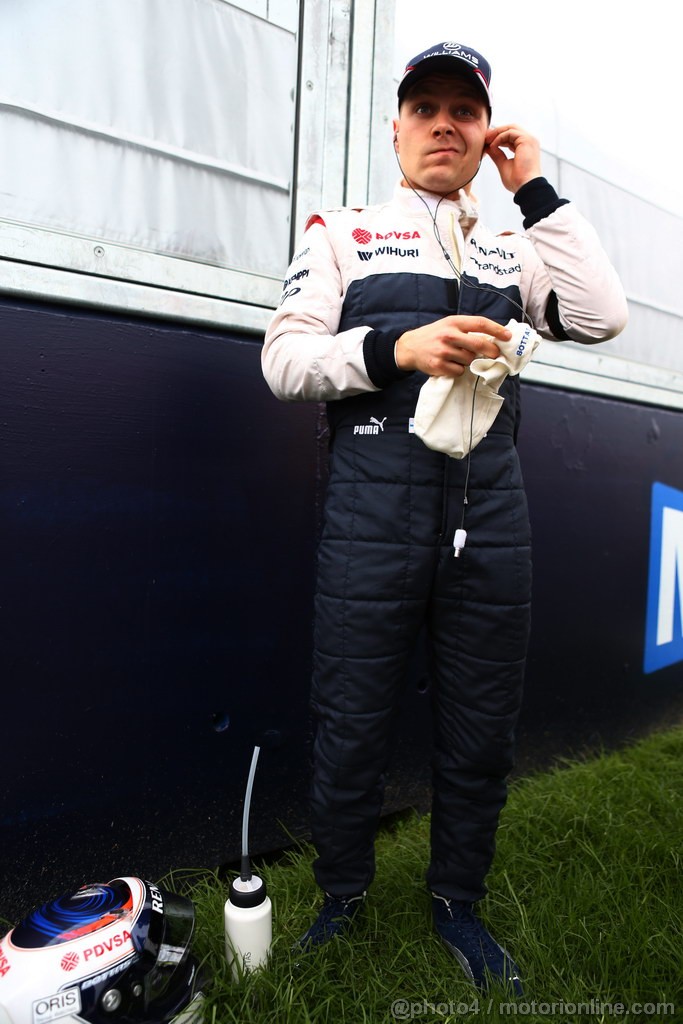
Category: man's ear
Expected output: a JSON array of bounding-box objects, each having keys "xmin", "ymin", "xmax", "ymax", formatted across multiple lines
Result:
[{"xmin": 392, "ymin": 118, "xmax": 399, "ymax": 149}]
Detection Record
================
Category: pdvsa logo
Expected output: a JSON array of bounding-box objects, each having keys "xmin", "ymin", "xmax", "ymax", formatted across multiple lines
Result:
[
  {"xmin": 60, "ymin": 952, "xmax": 79, "ymax": 972},
  {"xmin": 83, "ymin": 929, "xmax": 132, "ymax": 962},
  {"xmin": 352, "ymin": 228, "xmax": 420, "ymax": 244},
  {"xmin": 644, "ymin": 482, "xmax": 683, "ymax": 673}
]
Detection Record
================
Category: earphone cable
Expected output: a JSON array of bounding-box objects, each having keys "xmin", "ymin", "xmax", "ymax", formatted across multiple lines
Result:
[
  {"xmin": 393, "ymin": 148, "xmax": 535, "ymax": 328},
  {"xmin": 392, "ymin": 147, "xmax": 534, "ymax": 545},
  {"xmin": 460, "ymin": 375, "xmax": 480, "ymax": 530}
]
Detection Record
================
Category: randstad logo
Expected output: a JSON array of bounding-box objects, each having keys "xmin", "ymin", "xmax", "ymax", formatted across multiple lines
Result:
[{"xmin": 644, "ymin": 481, "xmax": 683, "ymax": 673}]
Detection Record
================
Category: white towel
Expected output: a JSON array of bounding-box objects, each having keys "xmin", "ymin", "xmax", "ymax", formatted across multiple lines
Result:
[{"xmin": 413, "ymin": 320, "xmax": 541, "ymax": 459}]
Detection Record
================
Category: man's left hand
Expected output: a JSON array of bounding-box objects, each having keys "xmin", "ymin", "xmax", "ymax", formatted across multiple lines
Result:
[{"xmin": 484, "ymin": 124, "xmax": 542, "ymax": 194}]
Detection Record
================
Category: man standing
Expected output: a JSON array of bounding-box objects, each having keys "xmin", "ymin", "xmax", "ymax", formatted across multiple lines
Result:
[{"xmin": 262, "ymin": 41, "xmax": 627, "ymax": 993}]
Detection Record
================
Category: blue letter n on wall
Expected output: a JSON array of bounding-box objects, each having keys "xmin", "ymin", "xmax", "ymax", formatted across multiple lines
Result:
[{"xmin": 644, "ymin": 482, "xmax": 683, "ymax": 674}]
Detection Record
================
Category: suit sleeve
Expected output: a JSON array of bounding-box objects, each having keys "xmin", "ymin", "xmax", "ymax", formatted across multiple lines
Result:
[
  {"xmin": 515, "ymin": 179, "xmax": 629, "ymax": 344},
  {"xmin": 261, "ymin": 217, "xmax": 380, "ymax": 402}
]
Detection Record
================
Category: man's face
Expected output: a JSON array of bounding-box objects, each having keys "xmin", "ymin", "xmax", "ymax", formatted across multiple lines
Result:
[{"xmin": 393, "ymin": 74, "xmax": 489, "ymax": 197}]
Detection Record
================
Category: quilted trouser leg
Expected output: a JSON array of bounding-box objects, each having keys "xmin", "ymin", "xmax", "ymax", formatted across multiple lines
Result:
[
  {"xmin": 426, "ymin": 493, "xmax": 532, "ymax": 902},
  {"xmin": 309, "ymin": 663, "xmax": 408, "ymax": 896},
  {"xmin": 309, "ymin": 541, "xmax": 429, "ymax": 897}
]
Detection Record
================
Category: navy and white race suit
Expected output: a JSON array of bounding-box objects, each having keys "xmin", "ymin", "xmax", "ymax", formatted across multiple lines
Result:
[{"xmin": 262, "ymin": 179, "xmax": 627, "ymax": 901}]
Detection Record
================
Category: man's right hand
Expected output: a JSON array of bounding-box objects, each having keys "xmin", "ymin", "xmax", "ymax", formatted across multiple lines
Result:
[{"xmin": 395, "ymin": 316, "xmax": 512, "ymax": 377}]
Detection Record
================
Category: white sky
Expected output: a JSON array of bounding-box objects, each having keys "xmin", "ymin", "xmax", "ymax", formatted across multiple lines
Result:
[{"xmin": 394, "ymin": 0, "xmax": 682, "ymax": 217}]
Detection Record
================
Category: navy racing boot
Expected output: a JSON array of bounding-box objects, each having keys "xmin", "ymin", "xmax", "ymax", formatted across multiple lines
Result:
[
  {"xmin": 296, "ymin": 891, "xmax": 366, "ymax": 950},
  {"xmin": 432, "ymin": 895, "xmax": 523, "ymax": 996}
]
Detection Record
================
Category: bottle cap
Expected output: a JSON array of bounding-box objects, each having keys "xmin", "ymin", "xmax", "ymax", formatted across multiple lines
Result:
[{"xmin": 229, "ymin": 874, "xmax": 267, "ymax": 908}]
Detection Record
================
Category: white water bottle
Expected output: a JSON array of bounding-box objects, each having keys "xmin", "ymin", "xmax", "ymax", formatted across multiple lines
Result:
[{"xmin": 224, "ymin": 873, "xmax": 272, "ymax": 979}]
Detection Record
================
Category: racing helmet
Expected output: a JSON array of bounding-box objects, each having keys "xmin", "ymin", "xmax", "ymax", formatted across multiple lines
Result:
[{"xmin": 0, "ymin": 877, "xmax": 204, "ymax": 1024}]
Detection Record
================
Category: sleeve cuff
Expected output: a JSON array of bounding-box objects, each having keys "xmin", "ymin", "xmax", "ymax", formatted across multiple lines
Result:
[
  {"xmin": 514, "ymin": 176, "xmax": 570, "ymax": 229},
  {"xmin": 363, "ymin": 329, "xmax": 414, "ymax": 388}
]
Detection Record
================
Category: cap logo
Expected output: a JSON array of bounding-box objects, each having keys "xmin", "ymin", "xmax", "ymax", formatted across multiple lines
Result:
[{"xmin": 442, "ymin": 42, "xmax": 479, "ymax": 68}]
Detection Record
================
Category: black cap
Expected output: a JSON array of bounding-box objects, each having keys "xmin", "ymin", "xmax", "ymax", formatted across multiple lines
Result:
[
  {"xmin": 398, "ymin": 41, "xmax": 492, "ymax": 113},
  {"xmin": 229, "ymin": 875, "xmax": 267, "ymax": 909}
]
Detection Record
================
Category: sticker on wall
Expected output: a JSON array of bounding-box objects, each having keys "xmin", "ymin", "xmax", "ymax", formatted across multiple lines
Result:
[{"xmin": 644, "ymin": 481, "xmax": 683, "ymax": 674}]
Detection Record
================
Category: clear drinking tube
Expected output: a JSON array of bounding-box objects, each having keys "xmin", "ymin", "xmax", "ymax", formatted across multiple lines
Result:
[
  {"xmin": 240, "ymin": 745, "xmax": 260, "ymax": 880},
  {"xmin": 225, "ymin": 743, "xmax": 271, "ymax": 978}
]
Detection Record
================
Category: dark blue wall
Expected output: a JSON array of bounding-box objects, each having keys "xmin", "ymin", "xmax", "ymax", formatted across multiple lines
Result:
[
  {"xmin": 1, "ymin": 299, "xmax": 322, "ymax": 920},
  {"xmin": 518, "ymin": 388, "xmax": 683, "ymax": 763},
  {"xmin": 2, "ymin": 298, "xmax": 681, "ymax": 922}
]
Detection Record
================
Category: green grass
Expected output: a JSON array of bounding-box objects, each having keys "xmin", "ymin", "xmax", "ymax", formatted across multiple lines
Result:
[{"xmin": 166, "ymin": 727, "xmax": 683, "ymax": 1023}]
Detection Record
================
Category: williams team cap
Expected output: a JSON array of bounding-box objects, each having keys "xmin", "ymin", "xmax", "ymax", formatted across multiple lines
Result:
[{"xmin": 397, "ymin": 41, "xmax": 492, "ymax": 110}]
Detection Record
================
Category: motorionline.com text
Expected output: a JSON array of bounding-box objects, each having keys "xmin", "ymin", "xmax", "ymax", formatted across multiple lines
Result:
[{"xmin": 390, "ymin": 997, "xmax": 675, "ymax": 1019}]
